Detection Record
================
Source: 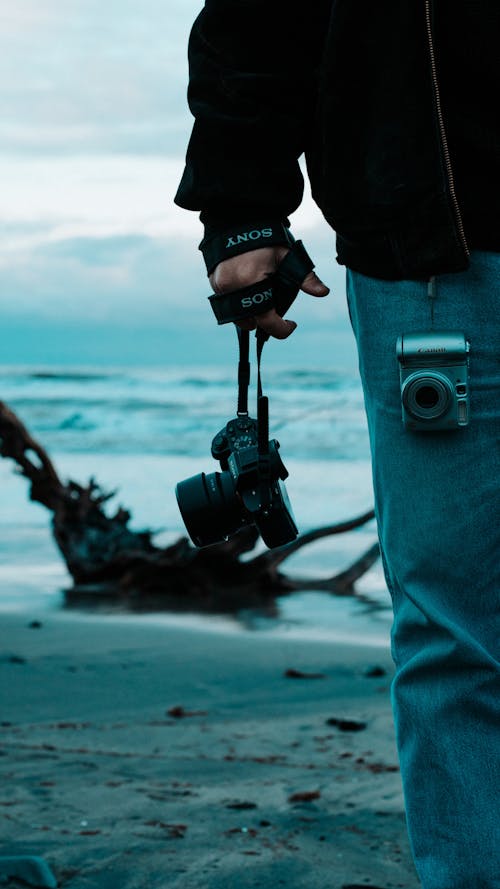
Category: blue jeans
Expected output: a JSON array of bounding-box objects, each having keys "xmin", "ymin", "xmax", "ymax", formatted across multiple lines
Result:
[{"xmin": 346, "ymin": 252, "xmax": 500, "ymax": 889}]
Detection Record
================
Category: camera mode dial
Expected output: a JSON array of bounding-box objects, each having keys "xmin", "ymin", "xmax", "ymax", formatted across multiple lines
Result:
[
  {"xmin": 228, "ymin": 417, "xmax": 258, "ymax": 451},
  {"xmin": 211, "ymin": 415, "xmax": 259, "ymax": 463}
]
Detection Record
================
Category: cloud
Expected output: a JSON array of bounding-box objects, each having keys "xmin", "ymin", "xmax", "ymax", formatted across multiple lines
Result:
[
  {"xmin": 0, "ymin": 151, "xmax": 346, "ymax": 328},
  {"xmin": 0, "ymin": 1, "xmax": 354, "ymax": 368},
  {"xmin": 0, "ymin": 233, "xmax": 200, "ymax": 321},
  {"xmin": 0, "ymin": 0, "xmax": 200, "ymax": 155},
  {"xmin": 0, "ymin": 1, "xmax": 61, "ymax": 35},
  {"xmin": 0, "ymin": 153, "xmax": 336, "ymax": 259},
  {"xmin": 0, "ymin": 155, "xmax": 199, "ymax": 254}
]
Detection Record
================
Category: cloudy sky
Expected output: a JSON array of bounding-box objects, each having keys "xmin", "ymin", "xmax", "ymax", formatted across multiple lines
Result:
[{"xmin": 0, "ymin": 0, "xmax": 354, "ymax": 366}]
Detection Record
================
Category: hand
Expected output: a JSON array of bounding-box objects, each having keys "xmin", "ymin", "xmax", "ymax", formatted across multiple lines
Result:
[{"xmin": 209, "ymin": 246, "xmax": 330, "ymax": 339}]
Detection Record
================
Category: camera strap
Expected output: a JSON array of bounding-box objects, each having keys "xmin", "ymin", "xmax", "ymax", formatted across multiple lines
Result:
[
  {"xmin": 236, "ymin": 326, "xmax": 271, "ymax": 506},
  {"xmin": 236, "ymin": 326, "xmax": 267, "ymax": 416},
  {"xmin": 209, "ymin": 240, "xmax": 315, "ymax": 325},
  {"xmin": 428, "ymin": 275, "xmax": 437, "ymax": 327},
  {"xmin": 218, "ymin": 236, "xmax": 315, "ymax": 488},
  {"xmin": 199, "ymin": 221, "xmax": 292, "ymax": 275},
  {"xmin": 236, "ymin": 326, "xmax": 251, "ymax": 415}
]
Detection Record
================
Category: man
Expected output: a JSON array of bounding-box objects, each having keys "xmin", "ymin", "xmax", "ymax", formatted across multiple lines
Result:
[{"xmin": 175, "ymin": 3, "xmax": 500, "ymax": 886}]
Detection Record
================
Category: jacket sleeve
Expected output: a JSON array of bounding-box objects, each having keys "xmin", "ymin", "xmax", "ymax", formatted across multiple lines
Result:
[{"xmin": 174, "ymin": 0, "xmax": 331, "ymax": 229}]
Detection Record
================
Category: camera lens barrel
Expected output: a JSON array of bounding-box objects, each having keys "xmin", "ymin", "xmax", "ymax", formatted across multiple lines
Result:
[
  {"xmin": 175, "ymin": 471, "xmax": 246, "ymax": 547},
  {"xmin": 402, "ymin": 372, "xmax": 453, "ymax": 421}
]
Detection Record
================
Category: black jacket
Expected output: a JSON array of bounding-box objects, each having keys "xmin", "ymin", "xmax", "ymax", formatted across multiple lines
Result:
[{"xmin": 175, "ymin": 1, "xmax": 497, "ymax": 280}]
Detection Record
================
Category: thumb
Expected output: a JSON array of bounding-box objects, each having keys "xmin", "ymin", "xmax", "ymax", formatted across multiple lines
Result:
[{"xmin": 300, "ymin": 271, "xmax": 330, "ymax": 297}]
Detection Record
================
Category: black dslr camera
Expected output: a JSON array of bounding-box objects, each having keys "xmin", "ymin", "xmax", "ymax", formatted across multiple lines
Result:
[
  {"xmin": 175, "ymin": 235, "xmax": 315, "ymax": 549},
  {"xmin": 175, "ymin": 413, "xmax": 298, "ymax": 548}
]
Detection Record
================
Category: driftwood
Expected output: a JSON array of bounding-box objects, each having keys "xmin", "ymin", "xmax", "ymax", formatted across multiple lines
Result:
[{"xmin": 0, "ymin": 400, "xmax": 380, "ymax": 613}]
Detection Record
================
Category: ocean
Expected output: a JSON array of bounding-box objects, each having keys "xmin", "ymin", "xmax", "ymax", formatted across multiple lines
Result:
[{"xmin": 0, "ymin": 363, "xmax": 392, "ymax": 646}]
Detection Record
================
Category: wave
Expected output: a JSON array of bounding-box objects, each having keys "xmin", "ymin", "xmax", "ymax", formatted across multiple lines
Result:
[{"xmin": 0, "ymin": 363, "xmax": 369, "ymax": 460}]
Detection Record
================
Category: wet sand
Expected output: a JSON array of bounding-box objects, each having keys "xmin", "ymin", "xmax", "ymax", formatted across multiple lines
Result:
[{"xmin": 0, "ymin": 612, "xmax": 420, "ymax": 888}]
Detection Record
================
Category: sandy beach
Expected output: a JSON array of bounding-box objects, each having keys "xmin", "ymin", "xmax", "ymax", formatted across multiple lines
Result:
[{"xmin": 0, "ymin": 612, "xmax": 420, "ymax": 888}]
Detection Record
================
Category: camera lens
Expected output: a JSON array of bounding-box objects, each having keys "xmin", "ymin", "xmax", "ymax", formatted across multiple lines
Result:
[
  {"xmin": 415, "ymin": 386, "xmax": 440, "ymax": 409},
  {"xmin": 175, "ymin": 471, "xmax": 246, "ymax": 547},
  {"xmin": 402, "ymin": 373, "xmax": 453, "ymax": 421}
]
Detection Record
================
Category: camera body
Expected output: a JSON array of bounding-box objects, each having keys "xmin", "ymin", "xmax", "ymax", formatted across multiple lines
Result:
[
  {"xmin": 175, "ymin": 415, "xmax": 298, "ymax": 548},
  {"xmin": 397, "ymin": 330, "xmax": 470, "ymax": 431}
]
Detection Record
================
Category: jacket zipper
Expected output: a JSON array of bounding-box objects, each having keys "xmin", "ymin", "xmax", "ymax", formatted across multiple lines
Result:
[{"xmin": 424, "ymin": 0, "xmax": 470, "ymax": 257}]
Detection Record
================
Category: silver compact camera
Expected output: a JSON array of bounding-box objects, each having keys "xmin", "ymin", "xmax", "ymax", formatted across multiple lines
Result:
[{"xmin": 396, "ymin": 331, "xmax": 470, "ymax": 431}]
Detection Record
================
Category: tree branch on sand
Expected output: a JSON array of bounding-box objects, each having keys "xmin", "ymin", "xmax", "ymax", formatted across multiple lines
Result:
[{"xmin": 0, "ymin": 400, "xmax": 380, "ymax": 612}]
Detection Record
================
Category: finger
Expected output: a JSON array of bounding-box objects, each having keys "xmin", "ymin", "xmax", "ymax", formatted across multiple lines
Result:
[
  {"xmin": 209, "ymin": 246, "xmax": 289, "ymax": 294},
  {"xmin": 255, "ymin": 309, "xmax": 297, "ymax": 340},
  {"xmin": 237, "ymin": 318, "xmax": 257, "ymax": 331},
  {"xmin": 300, "ymin": 271, "xmax": 330, "ymax": 297}
]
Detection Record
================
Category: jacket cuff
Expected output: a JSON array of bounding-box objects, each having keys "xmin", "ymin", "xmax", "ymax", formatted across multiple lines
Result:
[{"xmin": 199, "ymin": 219, "xmax": 293, "ymax": 274}]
